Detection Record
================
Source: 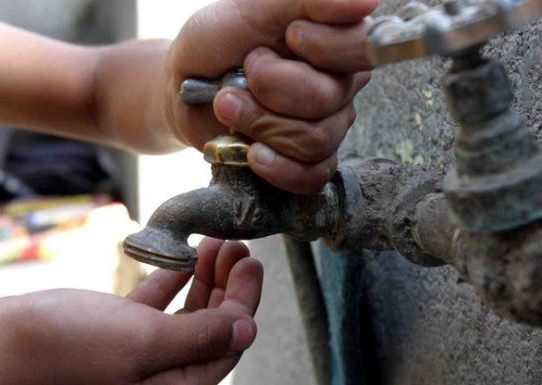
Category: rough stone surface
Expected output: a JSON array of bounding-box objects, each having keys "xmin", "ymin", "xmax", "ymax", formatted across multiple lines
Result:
[
  {"xmin": 236, "ymin": 8, "xmax": 542, "ymax": 385},
  {"xmin": 341, "ymin": 2, "xmax": 542, "ymax": 383}
]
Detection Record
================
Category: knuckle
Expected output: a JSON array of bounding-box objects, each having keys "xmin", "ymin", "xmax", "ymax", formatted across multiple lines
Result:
[
  {"xmin": 195, "ymin": 322, "xmax": 215, "ymax": 361},
  {"xmin": 306, "ymin": 82, "xmax": 335, "ymax": 116},
  {"xmin": 235, "ymin": 98, "xmax": 266, "ymax": 138},
  {"xmin": 243, "ymin": 109, "xmax": 270, "ymax": 139},
  {"xmin": 193, "ymin": 316, "xmax": 229, "ymax": 360},
  {"xmin": 297, "ymin": 125, "xmax": 333, "ymax": 162}
]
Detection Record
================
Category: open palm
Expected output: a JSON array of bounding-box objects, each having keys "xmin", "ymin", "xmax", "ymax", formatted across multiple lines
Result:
[{"xmin": 0, "ymin": 238, "xmax": 263, "ymax": 385}]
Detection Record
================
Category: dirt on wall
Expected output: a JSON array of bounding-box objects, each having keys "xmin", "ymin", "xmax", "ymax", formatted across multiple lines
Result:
[{"xmin": 341, "ymin": 3, "xmax": 542, "ymax": 383}]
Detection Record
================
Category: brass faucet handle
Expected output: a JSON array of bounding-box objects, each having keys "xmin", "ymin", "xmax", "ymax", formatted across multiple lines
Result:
[
  {"xmin": 367, "ymin": 0, "xmax": 542, "ymax": 65},
  {"xmin": 182, "ymin": 69, "xmax": 251, "ymax": 166},
  {"xmin": 203, "ymin": 133, "xmax": 252, "ymax": 166}
]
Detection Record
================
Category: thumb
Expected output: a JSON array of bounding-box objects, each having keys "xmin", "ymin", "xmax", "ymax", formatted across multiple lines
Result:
[{"xmin": 140, "ymin": 308, "xmax": 257, "ymax": 373}]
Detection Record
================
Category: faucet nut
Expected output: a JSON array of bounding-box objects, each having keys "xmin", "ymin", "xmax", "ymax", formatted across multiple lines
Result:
[
  {"xmin": 203, "ymin": 133, "xmax": 251, "ymax": 166},
  {"xmin": 444, "ymin": 60, "xmax": 513, "ymax": 124}
]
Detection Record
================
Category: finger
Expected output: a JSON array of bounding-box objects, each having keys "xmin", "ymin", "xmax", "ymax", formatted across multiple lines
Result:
[
  {"xmin": 219, "ymin": 258, "xmax": 264, "ymax": 316},
  {"xmin": 183, "ymin": 238, "xmax": 225, "ymax": 311},
  {"xmin": 173, "ymin": 0, "xmax": 378, "ymax": 79},
  {"xmin": 208, "ymin": 289, "xmax": 226, "ymax": 309},
  {"xmin": 127, "ymin": 269, "xmax": 192, "ymax": 310},
  {"xmin": 209, "ymin": 241, "xmax": 250, "ymax": 309},
  {"xmin": 138, "ymin": 308, "xmax": 256, "ymax": 375},
  {"xmin": 215, "ymin": 89, "xmax": 357, "ymax": 164},
  {"xmin": 242, "ymin": 47, "xmax": 361, "ymax": 120},
  {"xmin": 303, "ymin": 0, "xmax": 379, "ymax": 23},
  {"xmin": 184, "ymin": 240, "xmax": 249, "ymax": 311},
  {"xmin": 249, "ymin": 143, "xmax": 338, "ymax": 194},
  {"xmin": 286, "ymin": 19, "xmax": 373, "ymax": 72},
  {"xmin": 140, "ymin": 356, "xmax": 241, "ymax": 385},
  {"xmin": 195, "ymin": 237, "xmax": 226, "ymax": 285},
  {"xmin": 215, "ymin": 241, "xmax": 250, "ymax": 288}
]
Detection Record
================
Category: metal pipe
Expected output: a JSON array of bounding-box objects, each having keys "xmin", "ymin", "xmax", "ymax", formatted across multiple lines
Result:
[
  {"xmin": 283, "ymin": 236, "xmax": 331, "ymax": 385},
  {"xmin": 412, "ymin": 192, "xmax": 542, "ymax": 326}
]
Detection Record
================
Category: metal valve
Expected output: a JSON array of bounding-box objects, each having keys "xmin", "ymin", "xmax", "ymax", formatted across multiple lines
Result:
[
  {"xmin": 180, "ymin": 69, "xmax": 248, "ymax": 104},
  {"xmin": 181, "ymin": 69, "xmax": 252, "ymax": 166},
  {"xmin": 366, "ymin": 0, "xmax": 542, "ymax": 65}
]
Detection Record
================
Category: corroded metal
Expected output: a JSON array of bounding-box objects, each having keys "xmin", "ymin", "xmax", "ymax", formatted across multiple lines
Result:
[
  {"xmin": 326, "ymin": 158, "xmax": 446, "ymax": 267},
  {"xmin": 184, "ymin": 70, "xmax": 251, "ymax": 166},
  {"xmin": 366, "ymin": 0, "xmax": 542, "ymax": 65},
  {"xmin": 124, "ymin": 17, "xmax": 542, "ymax": 328},
  {"xmin": 283, "ymin": 236, "xmax": 331, "ymax": 385},
  {"xmin": 443, "ymin": 56, "xmax": 542, "ymax": 232},
  {"xmin": 124, "ymin": 164, "xmax": 344, "ymax": 271},
  {"xmin": 412, "ymin": 192, "xmax": 542, "ymax": 326}
]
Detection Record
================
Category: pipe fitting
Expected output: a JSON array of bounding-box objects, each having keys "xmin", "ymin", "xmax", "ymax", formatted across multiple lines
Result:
[
  {"xmin": 325, "ymin": 158, "xmax": 446, "ymax": 267},
  {"xmin": 413, "ymin": 192, "xmax": 542, "ymax": 326},
  {"xmin": 124, "ymin": 164, "xmax": 345, "ymax": 271},
  {"xmin": 444, "ymin": 57, "xmax": 542, "ymax": 233}
]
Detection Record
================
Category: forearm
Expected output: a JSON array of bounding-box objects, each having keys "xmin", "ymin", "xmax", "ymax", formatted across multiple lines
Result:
[
  {"xmin": 93, "ymin": 39, "xmax": 185, "ymax": 153},
  {"xmin": 0, "ymin": 23, "xmax": 183, "ymax": 153},
  {"xmin": 0, "ymin": 24, "xmax": 101, "ymax": 140},
  {"xmin": 0, "ymin": 297, "xmax": 25, "ymax": 385}
]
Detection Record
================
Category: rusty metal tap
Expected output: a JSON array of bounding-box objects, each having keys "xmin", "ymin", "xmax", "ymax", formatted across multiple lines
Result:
[
  {"xmin": 365, "ymin": 0, "xmax": 542, "ymax": 66},
  {"xmin": 123, "ymin": 70, "xmax": 351, "ymax": 271},
  {"xmin": 122, "ymin": 0, "xmax": 542, "ymax": 328}
]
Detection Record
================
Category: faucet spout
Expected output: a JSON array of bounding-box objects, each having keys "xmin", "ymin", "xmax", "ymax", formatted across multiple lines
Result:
[
  {"xmin": 124, "ymin": 164, "xmax": 342, "ymax": 271},
  {"xmin": 125, "ymin": 185, "xmax": 234, "ymax": 270}
]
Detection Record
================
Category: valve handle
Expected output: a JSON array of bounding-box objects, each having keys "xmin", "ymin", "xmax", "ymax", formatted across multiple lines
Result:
[
  {"xmin": 181, "ymin": 69, "xmax": 251, "ymax": 166},
  {"xmin": 181, "ymin": 69, "xmax": 248, "ymax": 104},
  {"xmin": 366, "ymin": 0, "xmax": 542, "ymax": 65}
]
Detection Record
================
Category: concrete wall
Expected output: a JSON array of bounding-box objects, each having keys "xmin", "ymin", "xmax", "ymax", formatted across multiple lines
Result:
[{"xmin": 237, "ymin": 2, "xmax": 542, "ymax": 384}]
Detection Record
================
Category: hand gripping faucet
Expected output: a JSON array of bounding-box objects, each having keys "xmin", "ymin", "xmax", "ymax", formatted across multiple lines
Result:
[
  {"xmin": 124, "ymin": 0, "xmax": 542, "ymax": 326},
  {"xmin": 123, "ymin": 70, "xmax": 347, "ymax": 271}
]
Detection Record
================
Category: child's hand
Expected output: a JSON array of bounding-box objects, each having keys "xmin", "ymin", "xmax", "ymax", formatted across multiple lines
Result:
[
  {"xmin": 165, "ymin": 0, "xmax": 377, "ymax": 194},
  {"xmin": 0, "ymin": 0, "xmax": 377, "ymax": 195},
  {"xmin": 0, "ymin": 238, "xmax": 263, "ymax": 385}
]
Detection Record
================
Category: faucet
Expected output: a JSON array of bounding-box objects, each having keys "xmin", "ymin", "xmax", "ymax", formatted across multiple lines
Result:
[
  {"xmin": 124, "ymin": 0, "xmax": 542, "ymax": 326},
  {"xmin": 124, "ymin": 159, "xmax": 343, "ymax": 271},
  {"xmin": 124, "ymin": 69, "xmax": 348, "ymax": 270}
]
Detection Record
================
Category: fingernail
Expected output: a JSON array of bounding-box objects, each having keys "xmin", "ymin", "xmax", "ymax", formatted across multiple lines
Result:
[
  {"xmin": 253, "ymin": 143, "xmax": 277, "ymax": 166},
  {"xmin": 216, "ymin": 92, "xmax": 242, "ymax": 124},
  {"xmin": 231, "ymin": 319, "xmax": 256, "ymax": 352},
  {"xmin": 288, "ymin": 26, "xmax": 304, "ymax": 51}
]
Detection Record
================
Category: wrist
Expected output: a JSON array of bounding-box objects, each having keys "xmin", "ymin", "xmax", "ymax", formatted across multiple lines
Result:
[{"xmin": 93, "ymin": 39, "xmax": 186, "ymax": 154}]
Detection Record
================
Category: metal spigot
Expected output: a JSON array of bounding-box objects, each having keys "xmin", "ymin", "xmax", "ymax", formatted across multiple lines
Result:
[
  {"xmin": 123, "ymin": 70, "xmax": 354, "ymax": 271},
  {"xmin": 364, "ymin": 0, "xmax": 542, "ymax": 325},
  {"xmin": 365, "ymin": 0, "xmax": 542, "ymax": 65},
  {"xmin": 181, "ymin": 69, "xmax": 252, "ymax": 166},
  {"xmin": 122, "ymin": 0, "xmax": 542, "ymax": 286},
  {"xmin": 365, "ymin": 0, "xmax": 542, "ymax": 232}
]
